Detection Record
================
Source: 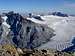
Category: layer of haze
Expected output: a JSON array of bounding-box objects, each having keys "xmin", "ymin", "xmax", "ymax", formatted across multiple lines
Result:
[{"xmin": 0, "ymin": 0, "xmax": 75, "ymax": 14}]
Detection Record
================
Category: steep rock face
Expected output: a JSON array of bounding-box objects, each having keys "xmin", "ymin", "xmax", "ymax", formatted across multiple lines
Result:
[
  {"xmin": 0, "ymin": 25, "xmax": 3, "ymax": 38},
  {"xmin": 0, "ymin": 16, "xmax": 3, "ymax": 37},
  {"xmin": 20, "ymin": 20, "xmax": 55, "ymax": 49},
  {"xmin": 5, "ymin": 12, "xmax": 55, "ymax": 49}
]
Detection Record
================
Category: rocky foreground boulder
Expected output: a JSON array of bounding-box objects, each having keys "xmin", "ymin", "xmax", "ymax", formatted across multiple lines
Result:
[{"xmin": 0, "ymin": 11, "xmax": 55, "ymax": 49}]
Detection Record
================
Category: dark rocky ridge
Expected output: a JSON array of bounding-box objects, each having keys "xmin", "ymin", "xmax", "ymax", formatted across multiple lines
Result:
[
  {"xmin": 0, "ymin": 11, "xmax": 55, "ymax": 49},
  {"xmin": 33, "ymin": 15, "xmax": 44, "ymax": 21},
  {"xmin": 52, "ymin": 12, "xmax": 68, "ymax": 17}
]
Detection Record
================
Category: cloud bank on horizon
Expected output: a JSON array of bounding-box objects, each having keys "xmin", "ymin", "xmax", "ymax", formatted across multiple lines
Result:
[{"xmin": 0, "ymin": 0, "xmax": 75, "ymax": 14}]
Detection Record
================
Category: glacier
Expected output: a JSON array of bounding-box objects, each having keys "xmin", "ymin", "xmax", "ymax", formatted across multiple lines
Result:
[{"xmin": 36, "ymin": 15, "xmax": 75, "ymax": 51}]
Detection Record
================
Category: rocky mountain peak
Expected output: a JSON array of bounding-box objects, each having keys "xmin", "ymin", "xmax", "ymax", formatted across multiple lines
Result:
[{"xmin": 3, "ymin": 11, "xmax": 55, "ymax": 49}]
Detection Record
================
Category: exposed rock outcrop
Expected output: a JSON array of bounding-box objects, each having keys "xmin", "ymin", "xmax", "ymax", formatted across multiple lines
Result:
[
  {"xmin": 0, "ymin": 44, "xmax": 19, "ymax": 56},
  {"xmin": 0, "ymin": 15, "xmax": 3, "ymax": 37},
  {"xmin": 52, "ymin": 12, "xmax": 68, "ymax": 17},
  {"xmin": 33, "ymin": 16, "xmax": 44, "ymax": 21}
]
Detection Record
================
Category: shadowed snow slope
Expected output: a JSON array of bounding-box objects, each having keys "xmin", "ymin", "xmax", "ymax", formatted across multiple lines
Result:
[{"xmin": 1, "ymin": 16, "xmax": 10, "ymax": 28}]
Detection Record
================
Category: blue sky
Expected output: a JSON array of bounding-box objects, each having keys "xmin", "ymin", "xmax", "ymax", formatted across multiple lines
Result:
[{"xmin": 0, "ymin": 0, "xmax": 75, "ymax": 14}]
